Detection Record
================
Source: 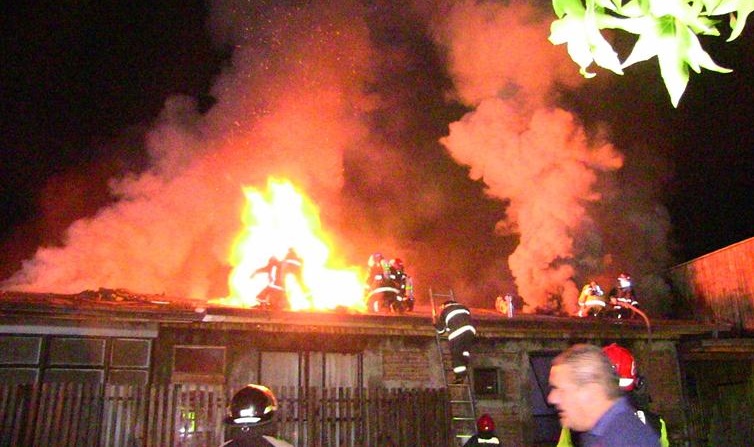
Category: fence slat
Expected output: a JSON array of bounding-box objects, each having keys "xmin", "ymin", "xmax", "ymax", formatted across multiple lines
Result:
[{"xmin": 0, "ymin": 383, "xmax": 449, "ymax": 447}]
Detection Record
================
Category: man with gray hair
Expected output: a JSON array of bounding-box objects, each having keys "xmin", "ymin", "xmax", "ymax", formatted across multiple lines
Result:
[{"xmin": 547, "ymin": 344, "xmax": 659, "ymax": 447}]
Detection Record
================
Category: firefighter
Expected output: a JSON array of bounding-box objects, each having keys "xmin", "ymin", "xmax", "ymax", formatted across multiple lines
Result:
[
  {"xmin": 280, "ymin": 248, "xmax": 303, "ymax": 284},
  {"xmin": 365, "ymin": 253, "xmax": 401, "ymax": 313},
  {"xmin": 435, "ymin": 299, "xmax": 476, "ymax": 383},
  {"xmin": 253, "ymin": 256, "xmax": 285, "ymax": 309},
  {"xmin": 577, "ymin": 281, "xmax": 605, "ymax": 317},
  {"xmin": 607, "ymin": 273, "xmax": 639, "ymax": 319},
  {"xmin": 366, "ymin": 252, "xmax": 389, "ymax": 286},
  {"xmin": 389, "ymin": 258, "xmax": 414, "ymax": 312},
  {"xmin": 221, "ymin": 384, "xmax": 294, "ymax": 447},
  {"xmin": 464, "ymin": 413, "xmax": 501, "ymax": 446},
  {"xmin": 280, "ymin": 248, "xmax": 309, "ymax": 304},
  {"xmin": 556, "ymin": 343, "xmax": 669, "ymax": 447}
]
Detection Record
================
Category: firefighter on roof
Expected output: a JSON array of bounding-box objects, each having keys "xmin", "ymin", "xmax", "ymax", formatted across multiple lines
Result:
[
  {"xmin": 280, "ymin": 248, "xmax": 303, "ymax": 283},
  {"xmin": 464, "ymin": 413, "xmax": 501, "ymax": 446},
  {"xmin": 221, "ymin": 384, "xmax": 294, "ymax": 447},
  {"xmin": 556, "ymin": 343, "xmax": 669, "ymax": 447},
  {"xmin": 366, "ymin": 252, "xmax": 389, "ymax": 283},
  {"xmin": 390, "ymin": 258, "xmax": 415, "ymax": 312},
  {"xmin": 365, "ymin": 253, "xmax": 402, "ymax": 313},
  {"xmin": 607, "ymin": 273, "xmax": 639, "ymax": 319},
  {"xmin": 577, "ymin": 281, "xmax": 605, "ymax": 317},
  {"xmin": 435, "ymin": 299, "xmax": 476, "ymax": 384},
  {"xmin": 280, "ymin": 248, "xmax": 309, "ymax": 305},
  {"xmin": 253, "ymin": 256, "xmax": 285, "ymax": 309}
]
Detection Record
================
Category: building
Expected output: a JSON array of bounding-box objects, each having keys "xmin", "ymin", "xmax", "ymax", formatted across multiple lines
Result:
[
  {"xmin": 0, "ymin": 286, "xmax": 733, "ymax": 446},
  {"xmin": 669, "ymin": 235, "xmax": 754, "ymax": 446}
]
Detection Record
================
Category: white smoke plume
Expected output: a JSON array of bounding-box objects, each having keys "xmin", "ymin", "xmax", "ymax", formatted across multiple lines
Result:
[{"xmin": 430, "ymin": 0, "xmax": 626, "ymax": 311}]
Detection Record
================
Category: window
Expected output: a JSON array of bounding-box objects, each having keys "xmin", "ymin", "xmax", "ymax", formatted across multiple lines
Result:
[
  {"xmin": 0, "ymin": 335, "xmax": 152, "ymax": 384},
  {"xmin": 260, "ymin": 351, "xmax": 361, "ymax": 388},
  {"xmin": 172, "ymin": 346, "xmax": 226, "ymax": 383},
  {"xmin": 110, "ymin": 338, "xmax": 152, "ymax": 385},
  {"xmin": 0, "ymin": 335, "xmax": 42, "ymax": 383},
  {"xmin": 473, "ymin": 368, "xmax": 500, "ymax": 397}
]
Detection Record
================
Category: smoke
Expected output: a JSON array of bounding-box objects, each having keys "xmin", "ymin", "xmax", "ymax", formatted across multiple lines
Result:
[
  {"xmin": 2, "ymin": 0, "xmax": 673, "ymax": 314},
  {"xmin": 429, "ymin": 0, "xmax": 653, "ymax": 312},
  {"xmin": 2, "ymin": 0, "xmax": 377, "ymax": 298}
]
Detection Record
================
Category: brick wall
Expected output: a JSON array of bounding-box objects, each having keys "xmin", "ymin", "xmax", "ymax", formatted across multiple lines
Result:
[{"xmin": 382, "ymin": 348, "xmax": 431, "ymax": 382}]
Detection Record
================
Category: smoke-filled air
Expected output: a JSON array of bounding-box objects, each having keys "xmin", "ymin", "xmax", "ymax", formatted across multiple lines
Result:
[{"xmin": 1, "ymin": 0, "xmax": 673, "ymax": 315}]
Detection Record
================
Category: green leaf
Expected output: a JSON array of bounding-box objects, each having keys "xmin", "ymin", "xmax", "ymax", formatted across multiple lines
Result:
[
  {"xmin": 728, "ymin": 2, "xmax": 754, "ymax": 41},
  {"xmin": 682, "ymin": 25, "xmax": 733, "ymax": 73},
  {"xmin": 548, "ymin": 3, "xmax": 624, "ymax": 77},
  {"xmin": 656, "ymin": 29, "xmax": 690, "ymax": 107},
  {"xmin": 548, "ymin": 0, "xmax": 747, "ymax": 107},
  {"xmin": 553, "ymin": 0, "xmax": 587, "ymax": 18},
  {"xmin": 621, "ymin": 17, "xmax": 663, "ymax": 67}
]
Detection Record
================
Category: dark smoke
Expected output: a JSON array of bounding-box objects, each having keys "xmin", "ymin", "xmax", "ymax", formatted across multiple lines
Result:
[{"xmin": 2, "ymin": 0, "xmax": 673, "ymax": 314}]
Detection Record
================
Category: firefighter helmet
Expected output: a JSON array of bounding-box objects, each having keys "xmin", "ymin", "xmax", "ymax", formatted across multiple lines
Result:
[
  {"xmin": 476, "ymin": 413, "xmax": 495, "ymax": 433},
  {"xmin": 390, "ymin": 258, "xmax": 404, "ymax": 271},
  {"xmin": 226, "ymin": 384, "xmax": 278, "ymax": 426},
  {"xmin": 602, "ymin": 343, "xmax": 637, "ymax": 391}
]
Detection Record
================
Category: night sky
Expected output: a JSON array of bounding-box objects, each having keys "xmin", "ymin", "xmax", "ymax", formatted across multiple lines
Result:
[{"xmin": 1, "ymin": 1, "xmax": 752, "ymax": 313}]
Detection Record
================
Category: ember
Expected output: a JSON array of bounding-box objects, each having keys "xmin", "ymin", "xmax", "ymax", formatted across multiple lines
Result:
[{"xmin": 214, "ymin": 178, "xmax": 365, "ymax": 311}]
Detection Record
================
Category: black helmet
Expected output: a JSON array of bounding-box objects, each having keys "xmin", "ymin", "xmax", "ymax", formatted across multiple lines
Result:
[{"xmin": 226, "ymin": 384, "xmax": 278, "ymax": 426}]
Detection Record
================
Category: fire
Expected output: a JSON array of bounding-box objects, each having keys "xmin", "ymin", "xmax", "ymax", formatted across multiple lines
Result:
[{"xmin": 219, "ymin": 178, "xmax": 366, "ymax": 311}]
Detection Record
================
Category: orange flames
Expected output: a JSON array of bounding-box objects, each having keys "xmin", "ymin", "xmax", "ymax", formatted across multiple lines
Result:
[{"xmin": 218, "ymin": 178, "xmax": 366, "ymax": 311}]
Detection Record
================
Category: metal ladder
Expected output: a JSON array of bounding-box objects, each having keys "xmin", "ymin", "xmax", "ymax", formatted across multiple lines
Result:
[{"xmin": 430, "ymin": 288, "xmax": 477, "ymax": 446}]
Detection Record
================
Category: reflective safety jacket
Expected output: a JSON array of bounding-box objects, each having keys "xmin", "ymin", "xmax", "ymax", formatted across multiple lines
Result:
[{"xmin": 435, "ymin": 301, "xmax": 476, "ymax": 340}]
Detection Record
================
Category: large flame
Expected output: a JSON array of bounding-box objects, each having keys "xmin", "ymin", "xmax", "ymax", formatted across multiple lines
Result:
[{"xmin": 217, "ymin": 178, "xmax": 366, "ymax": 311}]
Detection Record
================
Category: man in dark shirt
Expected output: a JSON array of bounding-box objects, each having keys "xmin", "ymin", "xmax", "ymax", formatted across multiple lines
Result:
[{"xmin": 547, "ymin": 344, "xmax": 659, "ymax": 447}]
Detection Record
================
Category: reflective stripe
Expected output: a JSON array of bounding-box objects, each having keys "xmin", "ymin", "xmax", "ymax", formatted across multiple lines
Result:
[
  {"xmin": 453, "ymin": 365, "xmax": 467, "ymax": 373},
  {"xmin": 479, "ymin": 438, "xmax": 500, "ymax": 444},
  {"xmin": 445, "ymin": 308, "xmax": 470, "ymax": 324},
  {"xmin": 449, "ymin": 325, "xmax": 476, "ymax": 340},
  {"xmin": 233, "ymin": 416, "xmax": 261, "ymax": 424},
  {"xmin": 584, "ymin": 300, "xmax": 605, "ymax": 307},
  {"xmin": 619, "ymin": 377, "xmax": 635, "ymax": 388},
  {"xmin": 368, "ymin": 287, "xmax": 400, "ymax": 297}
]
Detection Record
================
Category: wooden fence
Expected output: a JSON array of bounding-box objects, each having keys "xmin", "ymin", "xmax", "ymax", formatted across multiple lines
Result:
[{"xmin": 0, "ymin": 383, "xmax": 449, "ymax": 447}]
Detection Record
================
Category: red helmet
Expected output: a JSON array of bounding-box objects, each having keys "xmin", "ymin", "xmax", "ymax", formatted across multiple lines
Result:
[
  {"xmin": 602, "ymin": 343, "xmax": 637, "ymax": 391},
  {"xmin": 476, "ymin": 413, "xmax": 495, "ymax": 433}
]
